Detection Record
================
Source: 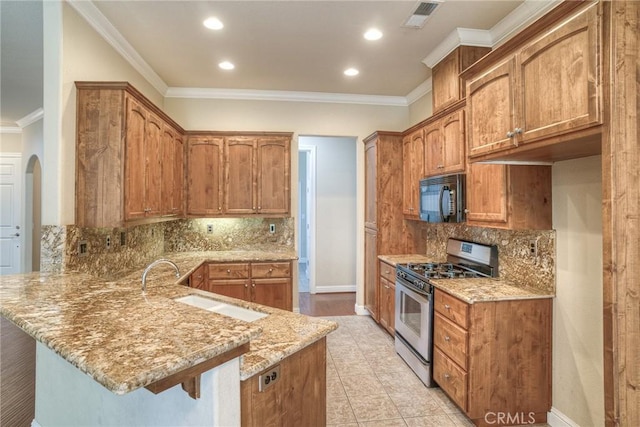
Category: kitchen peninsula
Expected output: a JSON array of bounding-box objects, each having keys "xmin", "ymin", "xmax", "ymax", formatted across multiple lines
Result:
[{"xmin": 0, "ymin": 251, "xmax": 337, "ymax": 427}]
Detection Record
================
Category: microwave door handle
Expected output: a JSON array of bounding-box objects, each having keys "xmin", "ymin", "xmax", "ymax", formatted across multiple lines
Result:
[{"xmin": 438, "ymin": 185, "xmax": 447, "ymax": 222}]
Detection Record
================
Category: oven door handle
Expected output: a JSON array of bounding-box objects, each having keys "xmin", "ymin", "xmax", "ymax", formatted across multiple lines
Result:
[{"xmin": 395, "ymin": 279, "xmax": 431, "ymax": 301}]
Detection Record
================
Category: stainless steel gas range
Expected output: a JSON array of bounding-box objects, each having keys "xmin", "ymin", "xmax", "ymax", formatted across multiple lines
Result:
[{"xmin": 394, "ymin": 238, "xmax": 498, "ymax": 387}]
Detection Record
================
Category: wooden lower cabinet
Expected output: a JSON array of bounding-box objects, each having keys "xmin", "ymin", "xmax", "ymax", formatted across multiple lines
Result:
[
  {"xmin": 378, "ymin": 260, "xmax": 396, "ymax": 335},
  {"xmin": 433, "ymin": 289, "xmax": 552, "ymax": 426},
  {"xmin": 241, "ymin": 338, "xmax": 326, "ymax": 427},
  {"xmin": 364, "ymin": 228, "xmax": 378, "ymax": 320},
  {"xmin": 194, "ymin": 261, "xmax": 292, "ymax": 311}
]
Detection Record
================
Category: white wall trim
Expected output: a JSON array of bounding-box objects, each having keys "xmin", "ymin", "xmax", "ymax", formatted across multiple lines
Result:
[
  {"xmin": 406, "ymin": 78, "xmax": 432, "ymax": 105},
  {"xmin": 66, "ymin": 0, "xmax": 168, "ymax": 95},
  {"xmin": 354, "ymin": 304, "xmax": 369, "ymax": 316},
  {"xmin": 16, "ymin": 108, "xmax": 44, "ymax": 129},
  {"xmin": 165, "ymin": 87, "xmax": 408, "ymax": 107},
  {"xmin": 315, "ymin": 285, "xmax": 356, "ymax": 294},
  {"xmin": 0, "ymin": 126, "xmax": 22, "ymax": 134},
  {"xmin": 547, "ymin": 407, "xmax": 581, "ymax": 427}
]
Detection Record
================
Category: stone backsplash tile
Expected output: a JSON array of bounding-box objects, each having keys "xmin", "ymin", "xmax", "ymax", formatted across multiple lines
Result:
[
  {"xmin": 407, "ymin": 222, "xmax": 555, "ymax": 293},
  {"xmin": 41, "ymin": 225, "xmax": 66, "ymax": 273},
  {"xmin": 164, "ymin": 218, "xmax": 294, "ymax": 252},
  {"xmin": 64, "ymin": 223, "xmax": 165, "ymax": 280}
]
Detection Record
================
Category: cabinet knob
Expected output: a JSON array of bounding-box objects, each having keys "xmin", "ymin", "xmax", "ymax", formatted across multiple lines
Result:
[
  {"xmin": 444, "ymin": 304, "xmax": 451, "ymax": 310},
  {"xmin": 506, "ymin": 131, "xmax": 515, "ymax": 138},
  {"xmin": 444, "ymin": 335, "xmax": 450, "ymax": 342},
  {"xmin": 385, "ymin": 270, "xmax": 390, "ymax": 274},
  {"xmin": 384, "ymin": 285, "xmax": 389, "ymax": 289},
  {"xmin": 253, "ymin": 207, "xmax": 256, "ymax": 210},
  {"xmin": 227, "ymin": 269, "xmax": 231, "ymax": 273},
  {"xmin": 515, "ymin": 127, "xmax": 523, "ymax": 134},
  {"xmin": 252, "ymin": 283, "xmax": 256, "ymax": 288},
  {"xmin": 269, "ymin": 268, "xmax": 273, "ymax": 272},
  {"xmin": 258, "ymin": 206, "xmax": 261, "ymax": 210},
  {"xmin": 444, "ymin": 373, "xmax": 451, "ymax": 380},
  {"xmin": 218, "ymin": 207, "xmax": 222, "ymax": 210},
  {"xmin": 244, "ymin": 283, "xmax": 249, "ymax": 288}
]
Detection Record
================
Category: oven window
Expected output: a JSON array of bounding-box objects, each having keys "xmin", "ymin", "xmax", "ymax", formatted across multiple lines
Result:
[{"xmin": 400, "ymin": 291, "xmax": 423, "ymax": 336}]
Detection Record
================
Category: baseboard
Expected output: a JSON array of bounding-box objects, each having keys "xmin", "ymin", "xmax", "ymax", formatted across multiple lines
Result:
[
  {"xmin": 548, "ymin": 407, "xmax": 580, "ymax": 427},
  {"xmin": 314, "ymin": 285, "xmax": 356, "ymax": 293},
  {"xmin": 292, "ymin": 307, "xmax": 300, "ymax": 314},
  {"xmin": 354, "ymin": 304, "xmax": 370, "ymax": 316}
]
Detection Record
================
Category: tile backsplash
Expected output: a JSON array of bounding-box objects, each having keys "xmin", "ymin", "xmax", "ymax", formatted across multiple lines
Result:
[{"xmin": 406, "ymin": 222, "xmax": 555, "ymax": 293}]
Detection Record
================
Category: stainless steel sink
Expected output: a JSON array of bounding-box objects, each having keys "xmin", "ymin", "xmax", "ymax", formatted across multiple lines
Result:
[{"xmin": 174, "ymin": 295, "xmax": 268, "ymax": 322}]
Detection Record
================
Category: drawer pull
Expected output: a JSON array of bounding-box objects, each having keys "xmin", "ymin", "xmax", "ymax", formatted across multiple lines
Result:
[
  {"xmin": 444, "ymin": 336, "xmax": 450, "ymax": 342},
  {"xmin": 227, "ymin": 269, "xmax": 231, "ymax": 273},
  {"xmin": 444, "ymin": 304, "xmax": 451, "ymax": 310},
  {"xmin": 244, "ymin": 284, "xmax": 249, "ymax": 288},
  {"xmin": 385, "ymin": 270, "xmax": 390, "ymax": 274},
  {"xmin": 269, "ymin": 268, "xmax": 273, "ymax": 272},
  {"xmin": 252, "ymin": 283, "xmax": 256, "ymax": 288},
  {"xmin": 444, "ymin": 373, "xmax": 451, "ymax": 380}
]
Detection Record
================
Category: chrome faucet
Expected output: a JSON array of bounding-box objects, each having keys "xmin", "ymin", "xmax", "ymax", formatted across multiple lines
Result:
[{"xmin": 141, "ymin": 259, "xmax": 180, "ymax": 292}]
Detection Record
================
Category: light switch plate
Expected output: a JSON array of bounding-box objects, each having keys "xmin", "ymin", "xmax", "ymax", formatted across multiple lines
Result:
[{"xmin": 269, "ymin": 224, "xmax": 276, "ymax": 234}]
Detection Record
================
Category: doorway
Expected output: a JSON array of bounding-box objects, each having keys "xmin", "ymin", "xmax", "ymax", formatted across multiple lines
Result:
[
  {"xmin": 298, "ymin": 145, "xmax": 316, "ymax": 294},
  {"xmin": 0, "ymin": 153, "xmax": 23, "ymax": 275},
  {"xmin": 25, "ymin": 155, "xmax": 42, "ymax": 272}
]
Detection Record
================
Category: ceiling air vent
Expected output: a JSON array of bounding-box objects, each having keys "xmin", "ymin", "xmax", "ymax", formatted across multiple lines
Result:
[{"xmin": 403, "ymin": 1, "xmax": 443, "ymax": 29}]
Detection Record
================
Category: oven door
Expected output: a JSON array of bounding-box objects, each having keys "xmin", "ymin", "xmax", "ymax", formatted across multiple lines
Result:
[{"xmin": 394, "ymin": 279, "xmax": 433, "ymax": 361}]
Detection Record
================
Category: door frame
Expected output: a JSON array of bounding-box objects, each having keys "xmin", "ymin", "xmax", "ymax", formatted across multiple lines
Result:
[
  {"xmin": 298, "ymin": 144, "xmax": 316, "ymax": 294},
  {"xmin": 0, "ymin": 153, "xmax": 23, "ymax": 275}
]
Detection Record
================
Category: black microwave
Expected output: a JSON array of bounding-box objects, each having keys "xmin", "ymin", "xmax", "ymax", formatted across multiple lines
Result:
[{"xmin": 419, "ymin": 174, "xmax": 465, "ymax": 223}]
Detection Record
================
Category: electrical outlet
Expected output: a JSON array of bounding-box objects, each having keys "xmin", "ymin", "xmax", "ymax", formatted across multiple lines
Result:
[
  {"xmin": 269, "ymin": 224, "xmax": 276, "ymax": 234},
  {"xmin": 79, "ymin": 241, "xmax": 88, "ymax": 257},
  {"xmin": 529, "ymin": 239, "xmax": 538, "ymax": 257},
  {"xmin": 207, "ymin": 224, "xmax": 214, "ymax": 234},
  {"xmin": 106, "ymin": 236, "xmax": 111, "ymax": 249},
  {"xmin": 258, "ymin": 365, "xmax": 280, "ymax": 392}
]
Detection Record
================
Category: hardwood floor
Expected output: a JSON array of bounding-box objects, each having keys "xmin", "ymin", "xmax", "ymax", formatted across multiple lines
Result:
[{"xmin": 299, "ymin": 292, "xmax": 356, "ymax": 316}]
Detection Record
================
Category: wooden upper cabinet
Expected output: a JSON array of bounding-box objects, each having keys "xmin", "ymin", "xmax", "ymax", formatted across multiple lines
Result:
[
  {"xmin": 364, "ymin": 140, "xmax": 377, "ymax": 228},
  {"xmin": 465, "ymin": 2, "xmax": 601, "ymax": 160},
  {"xmin": 256, "ymin": 137, "xmax": 290, "ymax": 215},
  {"xmin": 517, "ymin": 2, "xmax": 601, "ymax": 143},
  {"xmin": 424, "ymin": 108, "xmax": 466, "ymax": 177},
  {"xmin": 402, "ymin": 129, "xmax": 424, "ymax": 218},
  {"xmin": 432, "ymin": 46, "xmax": 490, "ymax": 113},
  {"xmin": 76, "ymin": 82, "xmax": 186, "ymax": 227},
  {"xmin": 466, "ymin": 58, "xmax": 518, "ymax": 158},
  {"xmin": 162, "ymin": 126, "xmax": 185, "ymax": 217},
  {"xmin": 187, "ymin": 135, "xmax": 224, "ymax": 216},
  {"xmin": 225, "ymin": 137, "xmax": 257, "ymax": 215}
]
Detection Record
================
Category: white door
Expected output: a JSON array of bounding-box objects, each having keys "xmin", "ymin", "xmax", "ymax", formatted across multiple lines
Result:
[{"xmin": 0, "ymin": 154, "xmax": 23, "ymax": 275}]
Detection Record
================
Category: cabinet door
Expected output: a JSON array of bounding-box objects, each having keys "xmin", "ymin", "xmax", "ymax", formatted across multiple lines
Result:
[
  {"xmin": 364, "ymin": 227, "xmax": 378, "ymax": 321},
  {"xmin": 187, "ymin": 136, "xmax": 224, "ymax": 215},
  {"xmin": 364, "ymin": 140, "xmax": 377, "ymax": 228},
  {"xmin": 208, "ymin": 279, "xmax": 250, "ymax": 301},
  {"xmin": 226, "ymin": 137, "xmax": 256, "ymax": 214},
  {"xmin": 145, "ymin": 113, "xmax": 163, "ymax": 217},
  {"xmin": 441, "ymin": 109, "xmax": 466, "ymax": 174},
  {"xmin": 161, "ymin": 127, "xmax": 177, "ymax": 216},
  {"xmin": 465, "ymin": 163, "xmax": 508, "ymax": 225},
  {"xmin": 402, "ymin": 129, "xmax": 424, "ymax": 217},
  {"xmin": 124, "ymin": 96, "xmax": 147, "ymax": 220},
  {"xmin": 423, "ymin": 121, "xmax": 442, "ymax": 177},
  {"xmin": 466, "ymin": 58, "xmax": 518, "ymax": 157},
  {"xmin": 518, "ymin": 2, "xmax": 601, "ymax": 143},
  {"xmin": 432, "ymin": 49, "xmax": 460, "ymax": 112},
  {"xmin": 172, "ymin": 134, "xmax": 185, "ymax": 216},
  {"xmin": 379, "ymin": 276, "xmax": 395, "ymax": 334},
  {"xmin": 251, "ymin": 278, "xmax": 291, "ymax": 310},
  {"xmin": 256, "ymin": 138, "xmax": 289, "ymax": 215}
]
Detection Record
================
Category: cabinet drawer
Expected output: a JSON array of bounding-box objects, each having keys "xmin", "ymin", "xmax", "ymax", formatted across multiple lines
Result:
[
  {"xmin": 251, "ymin": 262, "xmax": 290, "ymax": 278},
  {"xmin": 189, "ymin": 264, "xmax": 206, "ymax": 289},
  {"xmin": 433, "ymin": 347, "xmax": 467, "ymax": 412},
  {"xmin": 379, "ymin": 261, "xmax": 396, "ymax": 283},
  {"xmin": 434, "ymin": 313, "xmax": 468, "ymax": 370},
  {"xmin": 208, "ymin": 263, "xmax": 250, "ymax": 279},
  {"xmin": 434, "ymin": 289, "xmax": 469, "ymax": 328}
]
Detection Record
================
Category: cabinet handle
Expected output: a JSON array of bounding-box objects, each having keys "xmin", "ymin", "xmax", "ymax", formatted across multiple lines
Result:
[
  {"xmin": 385, "ymin": 270, "xmax": 390, "ymax": 274},
  {"xmin": 444, "ymin": 335, "xmax": 450, "ymax": 342},
  {"xmin": 444, "ymin": 304, "xmax": 451, "ymax": 310},
  {"xmin": 384, "ymin": 285, "xmax": 389, "ymax": 289}
]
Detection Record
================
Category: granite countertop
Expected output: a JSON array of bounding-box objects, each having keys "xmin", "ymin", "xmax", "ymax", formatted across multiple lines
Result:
[
  {"xmin": 378, "ymin": 254, "xmax": 433, "ymax": 266},
  {"xmin": 430, "ymin": 277, "xmax": 555, "ymax": 303},
  {"xmin": 0, "ymin": 249, "xmax": 336, "ymax": 394}
]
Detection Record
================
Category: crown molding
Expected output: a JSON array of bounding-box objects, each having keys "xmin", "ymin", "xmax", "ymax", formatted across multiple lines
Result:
[
  {"xmin": 66, "ymin": 0, "xmax": 168, "ymax": 95},
  {"xmin": 165, "ymin": 87, "xmax": 409, "ymax": 107},
  {"xmin": 0, "ymin": 126, "xmax": 22, "ymax": 134},
  {"xmin": 16, "ymin": 108, "xmax": 44, "ymax": 128},
  {"xmin": 406, "ymin": 78, "xmax": 432, "ymax": 105},
  {"xmin": 422, "ymin": 0, "xmax": 561, "ymax": 68}
]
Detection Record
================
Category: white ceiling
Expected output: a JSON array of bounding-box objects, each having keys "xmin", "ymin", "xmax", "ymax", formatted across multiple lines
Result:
[{"xmin": 1, "ymin": 0, "xmax": 531, "ymax": 128}]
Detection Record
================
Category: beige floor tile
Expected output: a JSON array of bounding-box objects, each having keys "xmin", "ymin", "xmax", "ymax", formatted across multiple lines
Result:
[
  {"xmin": 327, "ymin": 396, "xmax": 358, "ymax": 424},
  {"xmin": 429, "ymin": 388, "xmax": 463, "ymax": 414},
  {"xmin": 330, "ymin": 345, "xmax": 367, "ymax": 361},
  {"xmin": 376, "ymin": 371, "xmax": 430, "ymax": 394},
  {"xmin": 327, "ymin": 424, "xmax": 359, "ymax": 427},
  {"xmin": 358, "ymin": 418, "xmax": 408, "ymax": 426},
  {"xmin": 348, "ymin": 394, "xmax": 402, "ymax": 422},
  {"xmin": 340, "ymin": 374, "xmax": 387, "ymax": 398},
  {"xmin": 448, "ymin": 413, "xmax": 475, "ymax": 427},
  {"xmin": 333, "ymin": 357, "xmax": 375, "ymax": 378},
  {"xmin": 403, "ymin": 414, "xmax": 458, "ymax": 427},
  {"xmin": 327, "ymin": 376, "xmax": 347, "ymax": 399},
  {"xmin": 387, "ymin": 392, "xmax": 445, "ymax": 418}
]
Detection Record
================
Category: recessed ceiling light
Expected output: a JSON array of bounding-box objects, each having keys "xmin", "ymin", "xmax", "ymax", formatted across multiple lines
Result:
[
  {"xmin": 203, "ymin": 17, "xmax": 224, "ymax": 30},
  {"xmin": 364, "ymin": 28, "xmax": 383, "ymax": 41},
  {"xmin": 219, "ymin": 61, "xmax": 235, "ymax": 70},
  {"xmin": 344, "ymin": 68, "xmax": 359, "ymax": 77}
]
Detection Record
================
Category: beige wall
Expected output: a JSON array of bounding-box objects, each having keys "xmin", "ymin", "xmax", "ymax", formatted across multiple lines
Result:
[
  {"xmin": 0, "ymin": 132, "xmax": 22, "ymax": 152},
  {"xmin": 551, "ymin": 155, "xmax": 604, "ymax": 426},
  {"xmin": 58, "ymin": 3, "xmax": 164, "ymax": 225},
  {"xmin": 408, "ymin": 92, "xmax": 433, "ymax": 127}
]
